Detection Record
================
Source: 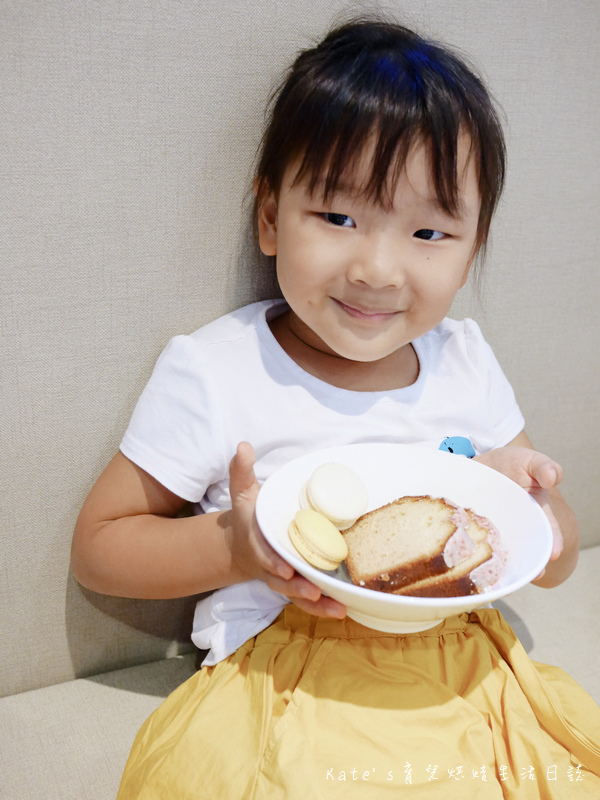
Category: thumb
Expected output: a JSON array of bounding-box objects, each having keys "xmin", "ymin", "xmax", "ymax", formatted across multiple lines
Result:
[
  {"xmin": 528, "ymin": 452, "xmax": 563, "ymax": 490},
  {"xmin": 229, "ymin": 441, "xmax": 258, "ymax": 501}
]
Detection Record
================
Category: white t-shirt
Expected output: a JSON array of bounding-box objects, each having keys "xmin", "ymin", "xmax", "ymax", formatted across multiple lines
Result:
[{"xmin": 120, "ymin": 299, "xmax": 525, "ymax": 664}]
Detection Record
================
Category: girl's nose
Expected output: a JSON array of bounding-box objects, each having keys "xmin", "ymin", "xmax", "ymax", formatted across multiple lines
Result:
[{"xmin": 347, "ymin": 235, "xmax": 405, "ymax": 289}]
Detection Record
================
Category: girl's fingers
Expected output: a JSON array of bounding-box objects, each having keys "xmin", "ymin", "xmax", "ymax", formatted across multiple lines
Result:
[
  {"xmin": 266, "ymin": 570, "xmax": 347, "ymax": 618},
  {"xmin": 541, "ymin": 499, "xmax": 564, "ymax": 560},
  {"xmin": 228, "ymin": 441, "xmax": 297, "ymax": 582},
  {"xmin": 254, "ymin": 535, "xmax": 295, "ymax": 580},
  {"xmin": 228, "ymin": 441, "xmax": 347, "ymax": 610},
  {"xmin": 229, "ymin": 441, "xmax": 258, "ymax": 501},
  {"xmin": 527, "ymin": 481, "xmax": 563, "ymax": 560},
  {"xmin": 291, "ymin": 595, "xmax": 348, "ymax": 619},
  {"xmin": 265, "ymin": 571, "xmax": 322, "ymax": 601},
  {"xmin": 527, "ymin": 451, "xmax": 563, "ymax": 490}
]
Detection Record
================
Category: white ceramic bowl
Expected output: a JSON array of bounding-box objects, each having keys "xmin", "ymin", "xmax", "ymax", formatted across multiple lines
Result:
[{"xmin": 255, "ymin": 443, "xmax": 553, "ymax": 633}]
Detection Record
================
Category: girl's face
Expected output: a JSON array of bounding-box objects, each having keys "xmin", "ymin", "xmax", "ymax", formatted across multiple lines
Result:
[{"xmin": 258, "ymin": 139, "xmax": 481, "ymax": 365}]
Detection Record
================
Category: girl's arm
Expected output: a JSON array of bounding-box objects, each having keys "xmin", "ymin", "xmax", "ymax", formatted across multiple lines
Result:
[
  {"xmin": 474, "ymin": 430, "xmax": 580, "ymax": 588},
  {"xmin": 71, "ymin": 451, "xmax": 245, "ymax": 598},
  {"xmin": 71, "ymin": 447, "xmax": 346, "ymax": 615}
]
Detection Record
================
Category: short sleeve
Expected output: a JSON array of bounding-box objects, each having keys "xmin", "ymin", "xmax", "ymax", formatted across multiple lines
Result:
[
  {"xmin": 120, "ymin": 336, "xmax": 227, "ymax": 502},
  {"xmin": 463, "ymin": 318, "xmax": 525, "ymax": 448}
]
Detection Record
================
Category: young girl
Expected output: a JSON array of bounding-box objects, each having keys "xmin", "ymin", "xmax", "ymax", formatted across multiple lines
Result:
[{"xmin": 72, "ymin": 17, "xmax": 600, "ymax": 798}]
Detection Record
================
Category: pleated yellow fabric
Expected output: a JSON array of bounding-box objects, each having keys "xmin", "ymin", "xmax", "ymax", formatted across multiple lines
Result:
[{"xmin": 117, "ymin": 607, "xmax": 600, "ymax": 799}]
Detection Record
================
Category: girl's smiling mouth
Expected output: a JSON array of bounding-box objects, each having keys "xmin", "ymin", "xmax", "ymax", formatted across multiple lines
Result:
[{"xmin": 333, "ymin": 298, "xmax": 401, "ymax": 322}]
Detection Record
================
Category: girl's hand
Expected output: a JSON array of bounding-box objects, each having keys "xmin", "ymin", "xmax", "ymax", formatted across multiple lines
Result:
[
  {"xmin": 481, "ymin": 431, "xmax": 579, "ymax": 589},
  {"xmin": 224, "ymin": 441, "xmax": 347, "ymax": 618},
  {"xmin": 473, "ymin": 445, "xmax": 564, "ymax": 580}
]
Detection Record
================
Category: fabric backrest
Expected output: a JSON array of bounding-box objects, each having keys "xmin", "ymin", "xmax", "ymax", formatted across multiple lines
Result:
[{"xmin": 1, "ymin": 0, "xmax": 598, "ymax": 696}]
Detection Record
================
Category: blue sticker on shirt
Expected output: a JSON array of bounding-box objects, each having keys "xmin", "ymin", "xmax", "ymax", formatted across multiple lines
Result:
[{"xmin": 439, "ymin": 436, "xmax": 476, "ymax": 458}]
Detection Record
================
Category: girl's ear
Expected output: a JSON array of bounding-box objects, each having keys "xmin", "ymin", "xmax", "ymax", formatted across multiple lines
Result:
[
  {"xmin": 459, "ymin": 246, "xmax": 479, "ymax": 288},
  {"xmin": 256, "ymin": 190, "xmax": 278, "ymax": 256},
  {"xmin": 459, "ymin": 259, "xmax": 472, "ymax": 288}
]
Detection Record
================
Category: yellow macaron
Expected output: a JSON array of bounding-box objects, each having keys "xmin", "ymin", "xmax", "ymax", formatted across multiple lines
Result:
[{"xmin": 288, "ymin": 508, "xmax": 349, "ymax": 571}]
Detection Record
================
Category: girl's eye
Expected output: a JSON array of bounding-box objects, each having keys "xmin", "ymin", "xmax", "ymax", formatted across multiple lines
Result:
[
  {"xmin": 323, "ymin": 212, "xmax": 355, "ymax": 228},
  {"xmin": 414, "ymin": 229, "xmax": 446, "ymax": 241}
]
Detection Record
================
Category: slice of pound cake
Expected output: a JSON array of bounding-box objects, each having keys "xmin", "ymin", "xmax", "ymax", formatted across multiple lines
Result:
[{"xmin": 343, "ymin": 496, "xmax": 505, "ymax": 597}]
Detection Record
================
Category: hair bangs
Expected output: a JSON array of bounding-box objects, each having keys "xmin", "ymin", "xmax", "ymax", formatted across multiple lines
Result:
[{"xmin": 289, "ymin": 105, "xmax": 467, "ymax": 224}]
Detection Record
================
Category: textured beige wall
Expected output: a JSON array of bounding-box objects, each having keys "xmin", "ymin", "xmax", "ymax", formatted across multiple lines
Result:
[{"xmin": 2, "ymin": 0, "xmax": 599, "ymax": 695}]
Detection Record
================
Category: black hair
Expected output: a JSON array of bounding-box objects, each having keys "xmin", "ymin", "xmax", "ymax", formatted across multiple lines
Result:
[{"xmin": 255, "ymin": 17, "xmax": 506, "ymax": 259}]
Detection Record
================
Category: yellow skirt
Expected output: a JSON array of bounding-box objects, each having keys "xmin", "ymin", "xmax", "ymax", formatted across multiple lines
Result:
[{"xmin": 117, "ymin": 607, "xmax": 600, "ymax": 799}]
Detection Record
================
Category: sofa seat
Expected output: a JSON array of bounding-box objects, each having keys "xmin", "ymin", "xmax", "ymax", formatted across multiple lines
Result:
[
  {"xmin": 498, "ymin": 543, "xmax": 600, "ymax": 703},
  {"xmin": 0, "ymin": 654, "xmax": 197, "ymax": 800},
  {"xmin": 2, "ymin": 547, "xmax": 598, "ymax": 800}
]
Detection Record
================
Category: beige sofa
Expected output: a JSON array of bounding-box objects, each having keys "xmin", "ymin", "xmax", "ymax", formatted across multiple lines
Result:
[{"xmin": 2, "ymin": 2, "xmax": 599, "ymax": 798}]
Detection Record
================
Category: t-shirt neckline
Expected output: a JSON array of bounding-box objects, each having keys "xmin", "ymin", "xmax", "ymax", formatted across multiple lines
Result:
[{"xmin": 256, "ymin": 299, "xmax": 426, "ymax": 400}]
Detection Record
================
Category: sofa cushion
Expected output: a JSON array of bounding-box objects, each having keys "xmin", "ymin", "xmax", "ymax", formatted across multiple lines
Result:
[
  {"xmin": 0, "ymin": 654, "xmax": 196, "ymax": 800},
  {"xmin": 498, "ymin": 544, "xmax": 600, "ymax": 704}
]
